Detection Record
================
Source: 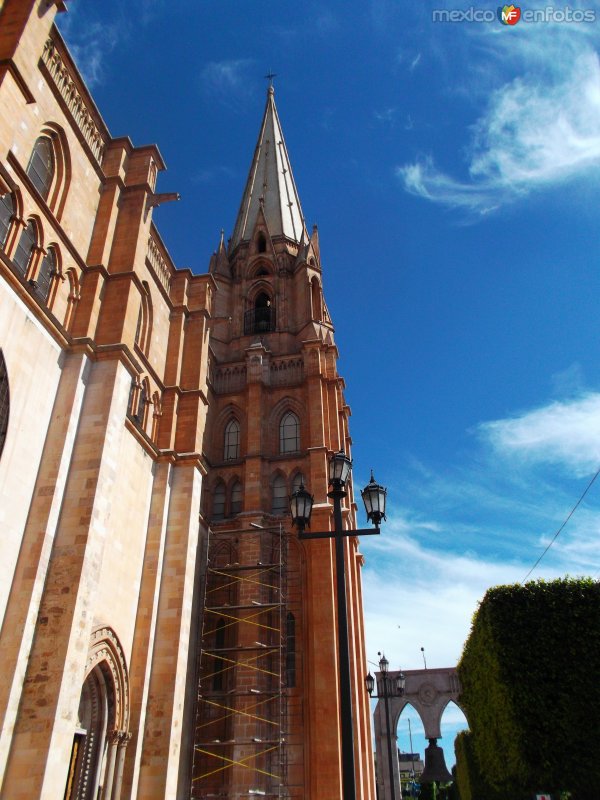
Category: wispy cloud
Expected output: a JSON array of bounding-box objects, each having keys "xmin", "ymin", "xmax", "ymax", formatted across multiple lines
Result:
[
  {"xmin": 59, "ymin": 18, "xmax": 122, "ymax": 87},
  {"xmin": 397, "ymin": 21, "xmax": 600, "ymax": 214},
  {"xmin": 409, "ymin": 52, "xmax": 422, "ymax": 72},
  {"xmin": 375, "ymin": 107, "xmax": 397, "ymax": 124},
  {"xmin": 479, "ymin": 392, "xmax": 600, "ymax": 477},
  {"xmin": 200, "ymin": 59, "xmax": 255, "ymax": 109},
  {"xmin": 193, "ymin": 164, "xmax": 236, "ymax": 184}
]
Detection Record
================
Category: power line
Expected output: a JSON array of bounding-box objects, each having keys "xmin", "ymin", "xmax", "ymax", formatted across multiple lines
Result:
[{"xmin": 521, "ymin": 465, "xmax": 600, "ymax": 583}]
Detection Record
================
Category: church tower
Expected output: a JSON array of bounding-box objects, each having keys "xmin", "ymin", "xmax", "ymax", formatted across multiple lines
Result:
[{"xmin": 192, "ymin": 88, "xmax": 376, "ymax": 799}]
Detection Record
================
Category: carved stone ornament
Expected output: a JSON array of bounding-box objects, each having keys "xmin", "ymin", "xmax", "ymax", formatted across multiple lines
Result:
[
  {"xmin": 418, "ymin": 682, "xmax": 438, "ymax": 707},
  {"xmin": 85, "ymin": 625, "xmax": 130, "ymax": 730}
]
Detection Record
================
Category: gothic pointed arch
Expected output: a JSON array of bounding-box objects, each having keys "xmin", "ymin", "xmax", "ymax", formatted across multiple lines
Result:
[
  {"xmin": 13, "ymin": 217, "xmax": 40, "ymax": 277},
  {"xmin": 34, "ymin": 243, "xmax": 60, "ymax": 304},
  {"xmin": 64, "ymin": 267, "xmax": 80, "ymax": 331},
  {"xmin": 27, "ymin": 135, "xmax": 54, "ymax": 201},
  {"xmin": 0, "ymin": 190, "xmax": 15, "ymax": 249},
  {"xmin": 310, "ymin": 276, "xmax": 323, "ymax": 321},
  {"xmin": 271, "ymin": 470, "xmax": 288, "ymax": 515},
  {"xmin": 279, "ymin": 410, "xmax": 300, "ymax": 454},
  {"xmin": 26, "ymin": 124, "xmax": 71, "ymax": 218},
  {"xmin": 65, "ymin": 627, "xmax": 130, "ymax": 800},
  {"xmin": 212, "ymin": 479, "xmax": 226, "ymax": 520},
  {"xmin": 223, "ymin": 417, "xmax": 241, "ymax": 461},
  {"xmin": 290, "ymin": 470, "xmax": 306, "ymax": 493},
  {"xmin": 135, "ymin": 281, "xmax": 153, "ymax": 355},
  {"xmin": 229, "ymin": 478, "xmax": 243, "ymax": 515},
  {"xmin": 267, "ymin": 396, "xmax": 305, "ymax": 455}
]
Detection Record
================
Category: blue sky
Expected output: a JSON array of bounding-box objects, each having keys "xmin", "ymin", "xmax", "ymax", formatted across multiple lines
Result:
[{"xmin": 58, "ymin": 0, "xmax": 600, "ymax": 768}]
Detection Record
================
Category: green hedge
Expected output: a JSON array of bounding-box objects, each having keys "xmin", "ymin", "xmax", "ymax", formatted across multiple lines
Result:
[{"xmin": 457, "ymin": 578, "xmax": 600, "ymax": 800}]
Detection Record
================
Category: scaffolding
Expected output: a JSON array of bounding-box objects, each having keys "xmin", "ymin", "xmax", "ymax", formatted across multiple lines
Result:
[{"xmin": 192, "ymin": 522, "xmax": 302, "ymax": 799}]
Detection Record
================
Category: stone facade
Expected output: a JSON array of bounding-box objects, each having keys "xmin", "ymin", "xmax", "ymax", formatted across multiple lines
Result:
[{"xmin": 0, "ymin": 2, "xmax": 375, "ymax": 798}]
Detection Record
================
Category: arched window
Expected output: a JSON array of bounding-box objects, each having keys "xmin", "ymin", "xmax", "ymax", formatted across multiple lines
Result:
[
  {"xmin": 257, "ymin": 232, "xmax": 267, "ymax": 253},
  {"xmin": 311, "ymin": 277, "xmax": 322, "ymax": 321},
  {"xmin": 0, "ymin": 192, "xmax": 15, "ymax": 248},
  {"xmin": 135, "ymin": 306, "xmax": 143, "ymax": 346},
  {"xmin": 245, "ymin": 291, "xmax": 275, "ymax": 334},
  {"xmin": 136, "ymin": 380, "xmax": 149, "ymax": 427},
  {"xmin": 271, "ymin": 474, "xmax": 288, "ymax": 515},
  {"xmin": 13, "ymin": 220, "xmax": 36, "ymax": 276},
  {"xmin": 213, "ymin": 482, "xmax": 226, "ymax": 520},
  {"xmin": 127, "ymin": 380, "xmax": 137, "ymax": 417},
  {"xmin": 35, "ymin": 246, "xmax": 56, "ymax": 302},
  {"xmin": 286, "ymin": 612, "xmax": 296, "ymax": 688},
  {"xmin": 135, "ymin": 282, "xmax": 153, "ymax": 354},
  {"xmin": 27, "ymin": 137, "xmax": 55, "ymax": 200},
  {"xmin": 291, "ymin": 472, "xmax": 306, "ymax": 493},
  {"xmin": 224, "ymin": 419, "xmax": 240, "ymax": 460},
  {"xmin": 0, "ymin": 352, "xmax": 9, "ymax": 460},
  {"xmin": 230, "ymin": 481, "xmax": 243, "ymax": 515},
  {"xmin": 280, "ymin": 412, "xmax": 300, "ymax": 454}
]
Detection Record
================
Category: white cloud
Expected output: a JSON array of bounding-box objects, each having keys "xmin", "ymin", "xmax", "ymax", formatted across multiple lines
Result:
[
  {"xmin": 60, "ymin": 20, "xmax": 121, "ymax": 87},
  {"xmin": 200, "ymin": 59, "xmax": 254, "ymax": 107},
  {"xmin": 409, "ymin": 53, "xmax": 421, "ymax": 72},
  {"xmin": 479, "ymin": 392, "xmax": 600, "ymax": 476},
  {"xmin": 397, "ymin": 31, "xmax": 600, "ymax": 213}
]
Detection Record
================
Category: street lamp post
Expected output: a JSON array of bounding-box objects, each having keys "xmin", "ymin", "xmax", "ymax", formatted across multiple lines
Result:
[
  {"xmin": 365, "ymin": 653, "xmax": 406, "ymax": 800},
  {"xmin": 289, "ymin": 454, "xmax": 387, "ymax": 800}
]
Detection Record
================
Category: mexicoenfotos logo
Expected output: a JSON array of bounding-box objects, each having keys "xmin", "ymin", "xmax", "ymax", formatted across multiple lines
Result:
[
  {"xmin": 431, "ymin": 5, "xmax": 597, "ymax": 23},
  {"xmin": 499, "ymin": 5, "xmax": 521, "ymax": 24}
]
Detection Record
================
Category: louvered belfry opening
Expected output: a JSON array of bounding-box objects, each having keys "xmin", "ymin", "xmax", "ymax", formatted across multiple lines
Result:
[{"xmin": 191, "ymin": 523, "xmax": 304, "ymax": 798}]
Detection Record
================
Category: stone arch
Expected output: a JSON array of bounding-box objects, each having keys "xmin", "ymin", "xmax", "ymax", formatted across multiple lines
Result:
[
  {"xmin": 63, "ymin": 267, "xmax": 80, "ymax": 331},
  {"xmin": 13, "ymin": 216, "xmax": 41, "ymax": 278},
  {"xmin": 373, "ymin": 667, "xmax": 465, "ymax": 798},
  {"xmin": 0, "ymin": 187, "xmax": 20, "ymax": 255},
  {"xmin": 135, "ymin": 281, "xmax": 153, "ymax": 356},
  {"xmin": 247, "ymin": 280, "xmax": 273, "ymax": 305},
  {"xmin": 290, "ymin": 468, "xmax": 307, "ymax": 493},
  {"xmin": 310, "ymin": 276, "xmax": 322, "ymax": 321},
  {"xmin": 248, "ymin": 257, "xmax": 274, "ymax": 279},
  {"xmin": 267, "ymin": 396, "xmax": 306, "ymax": 455},
  {"xmin": 34, "ymin": 241, "xmax": 61, "ymax": 305},
  {"xmin": 214, "ymin": 404, "xmax": 245, "ymax": 463},
  {"xmin": 64, "ymin": 627, "xmax": 130, "ymax": 800},
  {"xmin": 270, "ymin": 469, "xmax": 288, "ymax": 515},
  {"xmin": 29, "ymin": 122, "xmax": 71, "ymax": 219}
]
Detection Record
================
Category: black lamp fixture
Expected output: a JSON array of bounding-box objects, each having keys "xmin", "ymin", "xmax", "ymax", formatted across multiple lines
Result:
[
  {"xmin": 361, "ymin": 471, "xmax": 387, "ymax": 528},
  {"xmin": 328, "ymin": 449, "xmax": 353, "ymax": 487},
  {"xmin": 288, "ymin": 482, "xmax": 313, "ymax": 532},
  {"xmin": 288, "ymin": 451, "xmax": 387, "ymax": 800},
  {"xmin": 289, "ymin": 456, "xmax": 386, "ymax": 536}
]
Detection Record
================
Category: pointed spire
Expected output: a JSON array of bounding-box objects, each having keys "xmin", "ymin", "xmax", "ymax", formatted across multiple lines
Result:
[{"xmin": 230, "ymin": 87, "xmax": 308, "ymax": 252}]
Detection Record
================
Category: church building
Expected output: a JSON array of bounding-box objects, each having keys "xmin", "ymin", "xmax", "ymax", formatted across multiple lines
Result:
[{"xmin": 0, "ymin": 1, "xmax": 375, "ymax": 798}]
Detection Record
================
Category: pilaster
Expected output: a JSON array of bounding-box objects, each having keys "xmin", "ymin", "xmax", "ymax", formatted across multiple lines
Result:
[{"xmin": 0, "ymin": 357, "xmax": 131, "ymax": 800}]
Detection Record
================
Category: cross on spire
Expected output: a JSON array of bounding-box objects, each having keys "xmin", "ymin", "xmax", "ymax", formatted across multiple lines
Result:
[{"xmin": 264, "ymin": 70, "xmax": 277, "ymax": 88}]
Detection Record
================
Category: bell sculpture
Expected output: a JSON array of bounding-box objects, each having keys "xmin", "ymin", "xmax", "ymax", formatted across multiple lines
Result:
[{"xmin": 419, "ymin": 738, "xmax": 453, "ymax": 784}]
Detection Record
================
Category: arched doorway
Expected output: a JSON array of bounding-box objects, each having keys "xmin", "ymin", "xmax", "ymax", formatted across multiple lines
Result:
[{"xmin": 64, "ymin": 627, "xmax": 130, "ymax": 800}]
